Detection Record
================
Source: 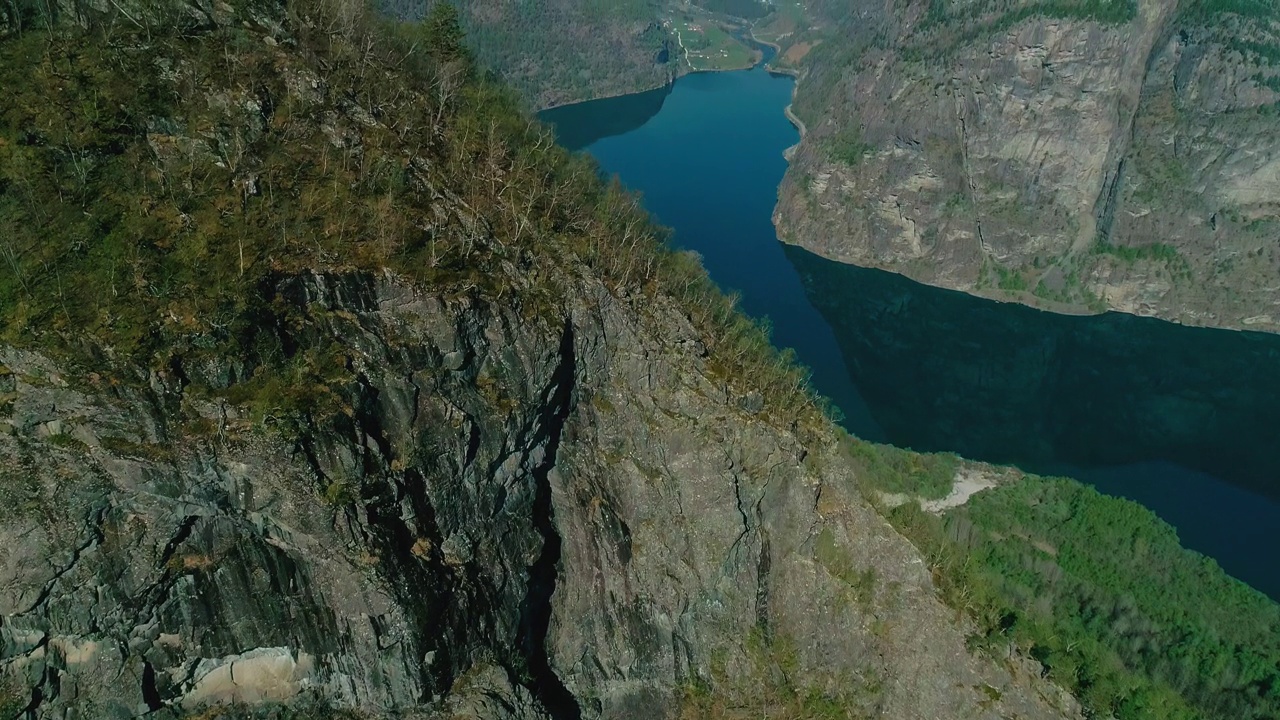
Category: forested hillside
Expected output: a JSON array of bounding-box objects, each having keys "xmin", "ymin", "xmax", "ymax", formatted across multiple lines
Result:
[
  {"xmin": 381, "ymin": 0, "xmax": 676, "ymax": 107},
  {"xmin": 848, "ymin": 440, "xmax": 1280, "ymax": 720}
]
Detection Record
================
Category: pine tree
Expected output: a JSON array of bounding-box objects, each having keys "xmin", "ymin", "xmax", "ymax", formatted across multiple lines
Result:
[{"xmin": 424, "ymin": 1, "xmax": 466, "ymax": 64}]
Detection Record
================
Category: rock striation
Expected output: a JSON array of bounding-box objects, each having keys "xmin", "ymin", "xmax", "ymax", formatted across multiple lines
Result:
[
  {"xmin": 0, "ymin": 270, "xmax": 1084, "ymax": 718},
  {"xmin": 778, "ymin": 0, "xmax": 1280, "ymax": 331}
]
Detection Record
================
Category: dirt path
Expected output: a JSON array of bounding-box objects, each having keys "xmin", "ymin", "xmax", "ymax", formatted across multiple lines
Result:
[
  {"xmin": 877, "ymin": 467, "xmax": 1000, "ymax": 514},
  {"xmin": 919, "ymin": 468, "xmax": 999, "ymax": 513}
]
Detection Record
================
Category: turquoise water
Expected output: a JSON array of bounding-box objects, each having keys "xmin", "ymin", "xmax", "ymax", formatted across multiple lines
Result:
[{"xmin": 539, "ymin": 57, "xmax": 1280, "ymax": 600}]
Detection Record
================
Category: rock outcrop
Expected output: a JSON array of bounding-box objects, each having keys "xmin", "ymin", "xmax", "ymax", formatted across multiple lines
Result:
[
  {"xmin": 0, "ymin": 269, "xmax": 1084, "ymax": 718},
  {"xmin": 777, "ymin": 0, "xmax": 1280, "ymax": 331}
]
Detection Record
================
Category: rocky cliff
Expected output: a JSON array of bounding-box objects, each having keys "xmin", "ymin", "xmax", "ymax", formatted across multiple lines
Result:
[
  {"xmin": 776, "ymin": 0, "xmax": 1280, "ymax": 330},
  {"xmin": 0, "ymin": 272, "xmax": 1086, "ymax": 719},
  {"xmin": 0, "ymin": 0, "xmax": 1083, "ymax": 717}
]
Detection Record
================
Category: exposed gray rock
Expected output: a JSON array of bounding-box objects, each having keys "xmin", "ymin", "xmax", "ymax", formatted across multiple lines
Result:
[
  {"xmin": 0, "ymin": 270, "xmax": 1080, "ymax": 718},
  {"xmin": 780, "ymin": 0, "xmax": 1280, "ymax": 331}
]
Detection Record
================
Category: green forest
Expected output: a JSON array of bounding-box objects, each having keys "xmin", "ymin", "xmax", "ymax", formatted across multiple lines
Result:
[
  {"xmin": 851, "ymin": 439, "xmax": 1280, "ymax": 720},
  {"xmin": 378, "ymin": 0, "xmax": 675, "ymax": 107}
]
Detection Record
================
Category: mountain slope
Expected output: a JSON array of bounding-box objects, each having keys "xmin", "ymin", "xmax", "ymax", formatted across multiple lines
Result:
[
  {"xmin": 0, "ymin": 0, "xmax": 1086, "ymax": 717},
  {"xmin": 776, "ymin": 0, "xmax": 1280, "ymax": 331},
  {"xmin": 2, "ymin": 1, "xmax": 1278, "ymax": 719},
  {"xmin": 382, "ymin": 0, "xmax": 676, "ymax": 108}
]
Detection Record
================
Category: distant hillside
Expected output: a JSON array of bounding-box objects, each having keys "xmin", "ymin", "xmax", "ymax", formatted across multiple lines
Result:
[
  {"xmin": 776, "ymin": 0, "xmax": 1280, "ymax": 332},
  {"xmin": 383, "ymin": 0, "xmax": 676, "ymax": 107}
]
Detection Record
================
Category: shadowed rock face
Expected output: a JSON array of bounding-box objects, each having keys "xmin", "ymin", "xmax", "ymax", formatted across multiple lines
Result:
[
  {"xmin": 779, "ymin": 0, "xmax": 1280, "ymax": 332},
  {"xmin": 783, "ymin": 243, "xmax": 1280, "ymax": 500}
]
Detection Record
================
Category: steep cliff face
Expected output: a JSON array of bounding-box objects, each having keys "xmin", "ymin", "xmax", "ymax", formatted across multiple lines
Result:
[
  {"xmin": 1100, "ymin": 19, "xmax": 1280, "ymax": 327},
  {"xmin": 777, "ymin": 0, "xmax": 1280, "ymax": 330},
  {"xmin": 0, "ymin": 273, "xmax": 1083, "ymax": 719},
  {"xmin": 0, "ymin": 0, "xmax": 1084, "ymax": 717}
]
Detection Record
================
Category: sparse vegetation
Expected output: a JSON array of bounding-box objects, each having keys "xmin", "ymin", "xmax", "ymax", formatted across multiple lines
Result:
[
  {"xmin": 905, "ymin": 0, "xmax": 1138, "ymax": 61},
  {"xmin": 815, "ymin": 527, "xmax": 879, "ymax": 608},
  {"xmin": 994, "ymin": 265, "xmax": 1028, "ymax": 292},
  {"xmin": 680, "ymin": 626, "xmax": 878, "ymax": 719},
  {"xmin": 178, "ymin": 700, "xmax": 372, "ymax": 719},
  {"xmin": 0, "ymin": 0, "xmax": 831, "ymax": 437},
  {"xmin": 1093, "ymin": 240, "xmax": 1192, "ymax": 279},
  {"xmin": 0, "ymin": 673, "xmax": 28, "ymax": 717},
  {"xmin": 826, "ymin": 126, "xmax": 871, "ymax": 166},
  {"xmin": 838, "ymin": 434, "xmax": 957, "ymax": 499}
]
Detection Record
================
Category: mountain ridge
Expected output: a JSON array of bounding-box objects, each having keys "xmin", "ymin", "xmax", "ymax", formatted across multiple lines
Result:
[{"xmin": 0, "ymin": 1, "xmax": 1277, "ymax": 718}]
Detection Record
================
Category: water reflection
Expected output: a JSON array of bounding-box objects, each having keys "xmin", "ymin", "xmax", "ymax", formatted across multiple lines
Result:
[
  {"xmin": 784, "ymin": 244, "xmax": 1280, "ymax": 493},
  {"xmin": 784, "ymin": 243, "xmax": 1280, "ymax": 596},
  {"xmin": 541, "ymin": 84, "xmax": 673, "ymax": 152}
]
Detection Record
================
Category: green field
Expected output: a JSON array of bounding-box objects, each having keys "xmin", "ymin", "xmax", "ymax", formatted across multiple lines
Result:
[
  {"xmin": 753, "ymin": 0, "xmax": 806, "ymax": 45},
  {"xmin": 671, "ymin": 13, "xmax": 758, "ymax": 71}
]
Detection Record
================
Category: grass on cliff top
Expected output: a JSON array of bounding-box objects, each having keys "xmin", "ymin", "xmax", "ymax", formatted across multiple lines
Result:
[
  {"xmin": 0, "ymin": 0, "xmax": 832, "ymax": 429},
  {"xmin": 839, "ymin": 434, "xmax": 957, "ymax": 499},
  {"xmin": 680, "ymin": 624, "xmax": 881, "ymax": 718}
]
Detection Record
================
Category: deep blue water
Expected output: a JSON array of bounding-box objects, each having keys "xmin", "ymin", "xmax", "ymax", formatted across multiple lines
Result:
[
  {"xmin": 539, "ymin": 57, "xmax": 1280, "ymax": 600},
  {"xmin": 542, "ymin": 57, "xmax": 882, "ymax": 438}
]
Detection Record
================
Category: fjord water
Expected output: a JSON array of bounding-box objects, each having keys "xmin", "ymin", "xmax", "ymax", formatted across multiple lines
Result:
[
  {"xmin": 539, "ymin": 57, "xmax": 1280, "ymax": 600},
  {"xmin": 542, "ymin": 55, "xmax": 882, "ymax": 437},
  {"xmin": 786, "ymin": 247, "xmax": 1280, "ymax": 598}
]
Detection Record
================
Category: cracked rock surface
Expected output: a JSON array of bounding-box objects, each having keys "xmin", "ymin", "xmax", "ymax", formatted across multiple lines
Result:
[
  {"xmin": 0, "ymin": 272, "xmax": 1082, "ymax": 718},
  {"xmin": 780, "ymin": 0, "xmax": 1280, "ymax": 331}
]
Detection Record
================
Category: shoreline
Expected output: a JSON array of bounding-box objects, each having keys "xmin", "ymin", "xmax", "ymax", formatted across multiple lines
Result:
[
  {"xmin": 536, "ymin": 72, "xmax": 678, "ymax": 113},
  {"xmin": 538, "ymin": 27, "xmax": 770, "ymax": 113},
  {"xmin": 781, "ymin": 78, "xmax": 806, "ymax": 160},
  {"xmin": 783, "ymin": 101, "xmax": 806, "ymax": 139},
  {"xmin": 538, "ymin": 24, "xmax": 765, "ymax": 113},
  {"xmin": 748, "ymin": 26, "xmax": 806, "ymax": 157}
]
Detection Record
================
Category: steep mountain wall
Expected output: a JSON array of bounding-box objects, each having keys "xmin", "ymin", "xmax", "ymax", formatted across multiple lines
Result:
[
  {"xmin": 0, "ymin": 272, "xmax": 1082, "ymax": 719},
  {"xmin": 777, "ymin": 0, "xmax": 1280, "ymax": 330}
]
